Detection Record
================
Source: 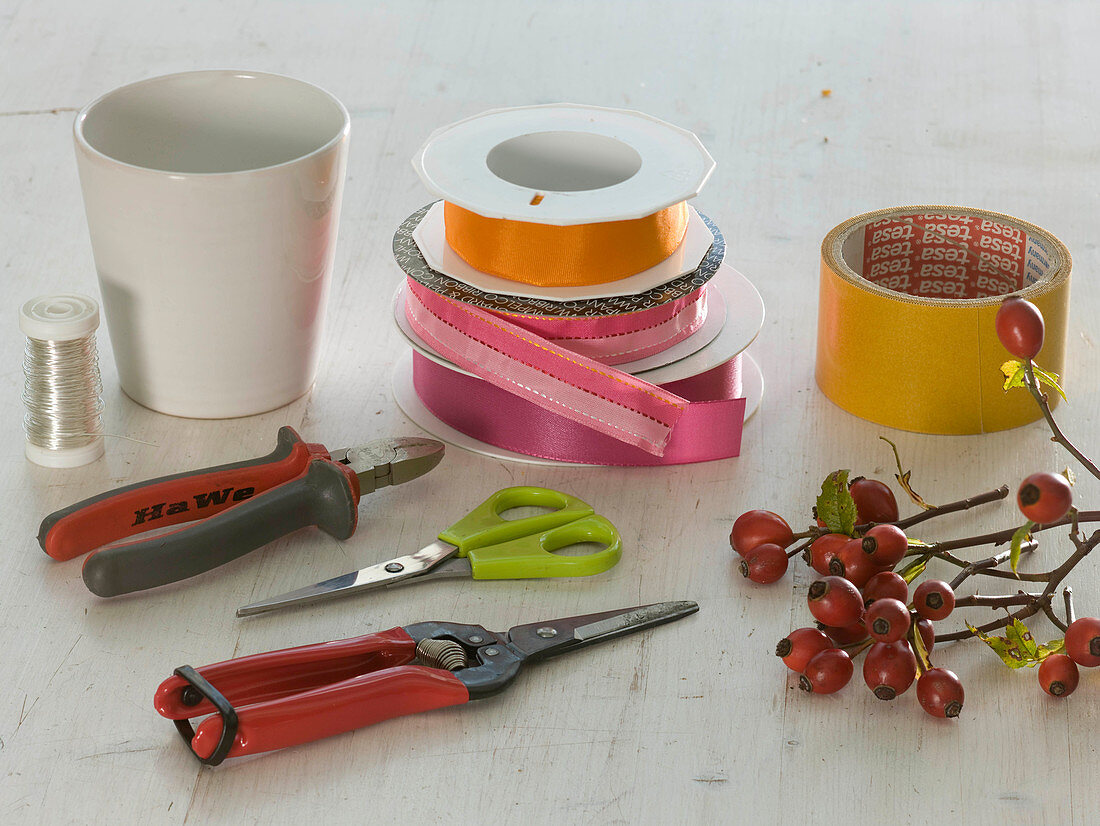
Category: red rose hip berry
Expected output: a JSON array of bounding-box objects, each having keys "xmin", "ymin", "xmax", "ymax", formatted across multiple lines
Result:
[
  {"xmin": 863, "ymin": 640, "xmax": 917, "ymax": 700},
  {"xmin": 776, "ymin": 627, "xmax": 832, "ymax": 672},
  {"xmin": 809, "ymin": 533, "xmax": 848, "ymax": 576},
  {"xmin": 807, "ymin": 576, "xmax": 864, "ymax": 628},
  {"xmin": 862, "ymin": 571, "xmax": 908, "ymax": 607},
  {"xmin": 1064, "ymin": 616, "xmax": 1100, "ymax": 667},
  {"xmin": 799, "ymin": 648, "xmax": 854, "ymax": 694},
  {"xmin": 1038, "ymin": 653, "xmax": 1080, "ymax": 697},
  {"xmin": 730, "ymin": 510, "xmax": 794, "ymax": 556},
  {"xmin": 916, "ymin": 668, "xmax": 964, "ymax": 718},
  {"xmin": 849, "ymin": 477, "xmax": 899, "ymax": 524},
  {"xmin": 1017, "ymin": 472, "xmax": 1073, "ymax": 524},
  {"xmin": 913, "ymin": 580, "xmax": 956, "ymax": 621},
  {"xmin": 859, "ymin": 524, "xmax": 909, "ymax": 568},
  {"xmin": 865, "ymin": 598, "xmax": 911, "ymax": 643},
  {"xmin": 829, "ymin": 539, "xmax": 880, "ymax": 588},
  {"xmin": 995, "ymin": 295, "xmax": 1045, "ymax": 360},
  {"xmin": 739, "ymin": 543, "xmax": 789, "ymax": 584}
]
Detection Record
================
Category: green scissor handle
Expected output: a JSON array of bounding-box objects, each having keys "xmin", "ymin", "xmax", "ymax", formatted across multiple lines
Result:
[
  {"xmin": 437, "ymin": 486, "xmax": 622, "ymax": 580},
  {"xmin": 467, "ymin": 515, "xmax": 622, "ymax": 580}
]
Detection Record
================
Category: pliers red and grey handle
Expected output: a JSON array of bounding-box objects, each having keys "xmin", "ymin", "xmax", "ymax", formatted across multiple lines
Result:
[
  {"xmin": 154, "ymin": 601, "xmax": 698, "ymax": 765},
  {"xmin": 37, "ymin": 427, "xmax": 444, "ymax": 598}
]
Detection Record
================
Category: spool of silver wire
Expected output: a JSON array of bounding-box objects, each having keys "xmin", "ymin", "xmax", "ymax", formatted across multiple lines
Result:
[{"xmin": 20, "ymin": 294, "xmax": 105, "ymax": 467}]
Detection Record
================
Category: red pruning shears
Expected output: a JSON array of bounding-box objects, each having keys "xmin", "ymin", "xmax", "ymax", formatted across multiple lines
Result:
[
  {"xmin": 37, "ymin": 427, "xmax": 444, "ymax": 597},
  {"xmin": 154, "ymin": 601, "xmax": 698, "ymax": 765}
]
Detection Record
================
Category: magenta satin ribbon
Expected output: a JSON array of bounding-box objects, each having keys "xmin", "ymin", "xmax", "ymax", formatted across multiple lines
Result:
[
  {"xmin": 412, "ymin": 351, "xmax": 745, "ymax": 465},
  {"xmin": 404, "ymin": 276, "xmax": 745, "ymax": 459}
]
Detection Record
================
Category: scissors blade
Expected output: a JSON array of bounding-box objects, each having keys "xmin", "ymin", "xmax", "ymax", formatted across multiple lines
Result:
[
  {"xmin": 236, "ymin": 539, "xmax": 459, "ymax": 617},
  {"xmin": 505, "ymin": 600, "xmax": 699, "ymax": 661}
]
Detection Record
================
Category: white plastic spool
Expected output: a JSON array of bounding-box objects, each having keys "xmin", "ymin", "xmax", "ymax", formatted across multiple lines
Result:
[
  {"xmin": 413, "ymin": 103, "xmax": 716, "ymax": 226},
  {"xmin": 20, "ymin": 294, "xmax": 106, "ymax": 467}
]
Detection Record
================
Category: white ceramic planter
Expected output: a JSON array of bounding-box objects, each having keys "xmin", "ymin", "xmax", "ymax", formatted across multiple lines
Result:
[{"xmin": 74, "ymin": 70, "xmax": 350, "ymax": 418}]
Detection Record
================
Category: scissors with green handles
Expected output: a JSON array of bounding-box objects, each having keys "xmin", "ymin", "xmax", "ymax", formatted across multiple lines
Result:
[{"xmin": 237, "ymin": 487, "xmax": 622, "ymax": 617}]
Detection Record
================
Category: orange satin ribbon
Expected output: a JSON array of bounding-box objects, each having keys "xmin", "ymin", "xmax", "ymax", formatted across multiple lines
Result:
[{"xmin": 443, "ymin": 200, "xmax": 690, "ymax": 287}]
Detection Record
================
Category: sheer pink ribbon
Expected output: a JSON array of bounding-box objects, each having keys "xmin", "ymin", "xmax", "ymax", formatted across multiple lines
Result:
[
  {"xmin": 404, "ymin": 277, "xmax": 744, "ymax": 458},
  {"xmin": 484, "ymin": 284, "xmax": 708, "ymax": 366}
]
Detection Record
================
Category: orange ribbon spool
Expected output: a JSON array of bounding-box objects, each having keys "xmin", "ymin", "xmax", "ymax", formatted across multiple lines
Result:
[{"xmin": 442, "ymin": 200, "xmax": 690, "ymax": 288}]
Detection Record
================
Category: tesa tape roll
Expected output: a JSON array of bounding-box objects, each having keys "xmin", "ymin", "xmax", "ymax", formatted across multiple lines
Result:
[{"xmin": 816, "ymin": 206, "xmax": 1070, "ymax": 434}]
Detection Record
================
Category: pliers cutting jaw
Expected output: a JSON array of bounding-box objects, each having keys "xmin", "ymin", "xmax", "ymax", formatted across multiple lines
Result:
[{"xmin": 331, "ymin": 436, "xmax": 445, "ymax": 495}]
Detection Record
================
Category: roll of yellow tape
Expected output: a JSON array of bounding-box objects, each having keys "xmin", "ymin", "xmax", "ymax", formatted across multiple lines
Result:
[{"xmin": 816, "ymin": 206, "xmax": 1071, "ymax": 434}]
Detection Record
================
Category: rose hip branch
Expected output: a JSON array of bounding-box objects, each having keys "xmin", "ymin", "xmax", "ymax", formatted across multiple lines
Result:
[{"xmin": 731, "ymin": 294, "xmax": 1100, "ymax": 715}]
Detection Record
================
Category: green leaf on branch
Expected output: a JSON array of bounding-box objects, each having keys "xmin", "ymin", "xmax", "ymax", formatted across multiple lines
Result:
[
  {"xmin": 968, "ymin": 623, "xmax": 1021, "ymax": 666},
  {"xmin": 1063, "ymin": 467, "xmax": 1077, "ymax": 486},
  {"xmin": 1036, "ymin": 638, "xmax": 1066, "ymax": 659},
  {"xmin": 1032, "ymin": 365, "xmax": 1067, "ymax": 401},
  {"xmin": 816, "ymin": 470, "xmax": 857, "ymax": 535},
  {"xmin": 1001, "ymin": 359, "xmax": 1067, "ymax": 400},
  {"xmin": 897, "ymin": 555, "xmax": 928, "ymax": 584},
  {"xmin": 1010, "ymin": 521, "xmax": 1034, "ymax": 574},
  {"xmin": 879, "ymin": 436, "xmax": 935, "ymax": 510},
  {"xmin": 1005, "ymin": 618, "xmax": 1039, "ymax": 660},
  {"xmin": 969, "ymin": 619, "xmax": 1064, "ymax": 669},
  {"xmin": 910, "ymin": 619, "xmax": 932, "ymax": 671},
  {"xmin": 1001, "ymin": 360, "xmax": 1027, "ymax": 391}
]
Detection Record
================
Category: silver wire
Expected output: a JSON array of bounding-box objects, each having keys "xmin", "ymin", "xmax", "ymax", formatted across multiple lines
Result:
[{"xmin": 22, "ymin": 335, "xmax": 104, "ymax": 451}]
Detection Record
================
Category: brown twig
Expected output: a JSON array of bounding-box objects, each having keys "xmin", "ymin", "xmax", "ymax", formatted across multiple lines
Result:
[
  {"xmin": 804, "ymin": 486, "xmax": 1010, "ymax": 548},
  {"xmin": 1064, "ymin": 587, "xmax": 1076, "ymax": 625},
  {"xmin": 924, "ymin": 511, "xmax": 1100, "ymax": 555},
  {"xmin": 941, "ymin": 528, "xmax": 1100, "ymax": 642},
  {"xmin": 1042, "ymin": 603, "xmax": 1069, "ymax": 633},
  {"xmin": 1024, "ymin": 362, "xmax": 1100, "ymax": 483},
  {"xmin": 796, "ymin": 486, "xmax": 1012, "ymax": 565},
  {"xmin": 947, "ymin": 544, "xmax": 1037, "ymax": 590},
  {"xmin": 954, "ymin": 592, "xmax": 1043, "ymax": 609},
  {"xmin": 872, "ymin": 486, "xmax": 1010, "ymax": 532},
  {"xmin": 789, "ymin": 535, "xmax": 816, "ymax": 559},
  {"xmin": 840, "ymin": 637, "xmax": 875, "ymax": 658},
  {"xmin": 938, "ymin": 606, "xmax": 1044, "ymax": 642}
]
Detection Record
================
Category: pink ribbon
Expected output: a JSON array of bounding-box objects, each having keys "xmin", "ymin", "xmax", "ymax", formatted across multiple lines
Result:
[
  {"xmin": 483, "ymin": 285, "xmax": 708, "ymax": 366},
  {"xmin": 412, "ymin": 352, "xmax": 745, "ymax": 465},
  {"xmin": 403, "ymin": 276, "xmax": 744, "ymax": 459}
]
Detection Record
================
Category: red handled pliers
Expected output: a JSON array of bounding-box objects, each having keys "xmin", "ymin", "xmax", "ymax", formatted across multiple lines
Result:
[
  {"xmin": 153, "ymin": 601, "xmax": 698, "ymax": 765},
  {"xmin": 37, "ymin": 427, "xmax": 444, "ymax": 597}
]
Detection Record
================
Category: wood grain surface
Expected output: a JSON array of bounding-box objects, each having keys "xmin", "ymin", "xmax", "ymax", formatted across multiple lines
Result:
[{"xmin": 2, "ymin": 1, "xmax": 1099, "ymax": 823}]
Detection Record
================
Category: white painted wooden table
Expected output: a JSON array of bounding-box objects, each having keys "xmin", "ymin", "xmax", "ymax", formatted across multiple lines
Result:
[{"xmin": 3, "ymin": 2, "xmax": 1099, "ymax": 823}]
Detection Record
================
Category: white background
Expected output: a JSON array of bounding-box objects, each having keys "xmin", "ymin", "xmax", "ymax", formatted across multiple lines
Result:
[{"xmin": 2, "ymin": 1, "xmax": 1098, "ymax": 824}]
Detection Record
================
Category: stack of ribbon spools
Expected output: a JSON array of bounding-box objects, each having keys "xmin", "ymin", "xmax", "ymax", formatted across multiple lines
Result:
[{"xmin": 390, "ymin": 104, "xmax": 764, "ymax": 466}]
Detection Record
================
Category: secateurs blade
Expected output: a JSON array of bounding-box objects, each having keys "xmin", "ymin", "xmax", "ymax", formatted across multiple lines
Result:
[
  {"xmin": 155, "ymin": 600, "xmax": 699, "ymax": 765},
  {"xmin": 37, "ymin": 426, "xmax": 444, "ymax": 597}
]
